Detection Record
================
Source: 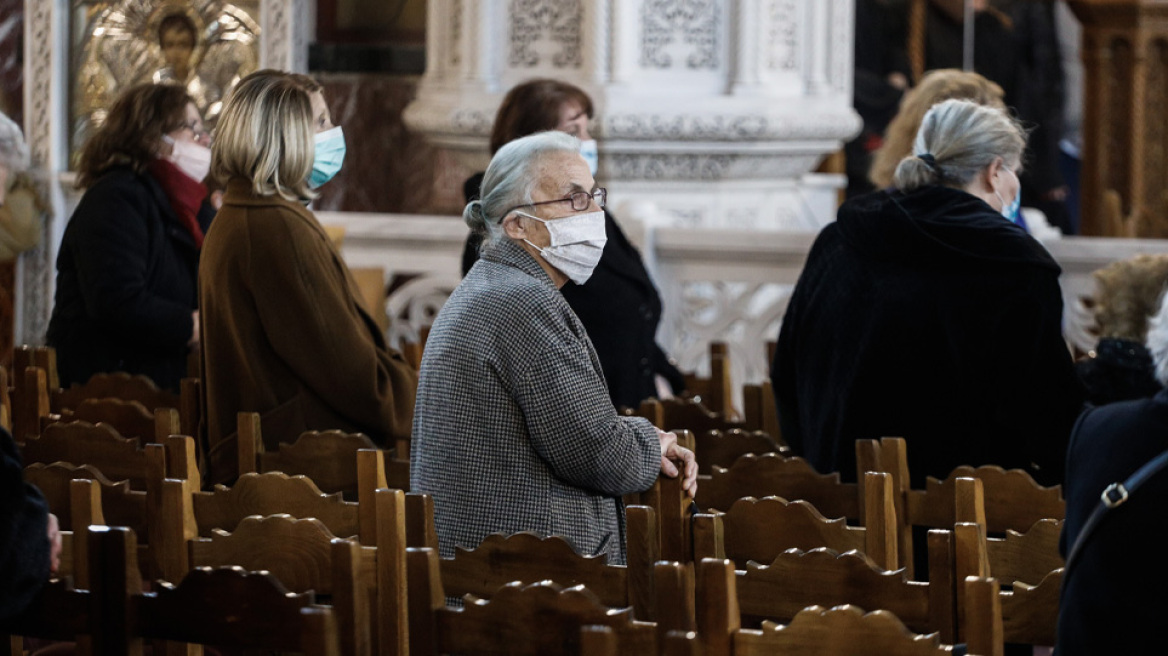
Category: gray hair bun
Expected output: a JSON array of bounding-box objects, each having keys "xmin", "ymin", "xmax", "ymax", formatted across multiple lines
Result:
[{"xmin": 463, "ymin": 199, "xmax": 489, "ymax": 235}]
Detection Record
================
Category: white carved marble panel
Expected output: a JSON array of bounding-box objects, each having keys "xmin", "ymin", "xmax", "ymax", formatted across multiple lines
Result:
[
  {"xmin": 667, "ymin": 281, "xmax": 791, "ymax": 397},
  {"xmin": 450, "ymin": 0, "xmax": 464, "ymax": 68},
  {"xmin": 640, "ymin": 0, "xmax": 721, "ymax": 70},
  {"xmin": 765, "ymin": 0, "xmax": 800, "ymax": 73},
  {"xmin": 508, "ymin": 0, "xmax": 584, "ymax": 70},
  {"xmin": 828, "ymin": 0, "xmax": 854, "ymax": 97}
]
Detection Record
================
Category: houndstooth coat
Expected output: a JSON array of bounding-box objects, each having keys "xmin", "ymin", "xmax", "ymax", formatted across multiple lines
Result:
[{"xmin": 410, "ymin": 238, "xmax": 661, "ymax": 565}]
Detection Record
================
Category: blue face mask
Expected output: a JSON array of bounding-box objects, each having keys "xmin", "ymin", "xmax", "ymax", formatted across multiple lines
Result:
[
  {"xmin": 1003, "ymin": 189, "xmax": 1022, "ymax": 224},
  {"xmin": 996, "ymin": 166, "xmax": 1022, "ymax": 224},
  {"xmin": 579, "ymin": 139, "xmax": 599, "ymax": 176},
  {"xmin": 310, "ymin": 126, "xmax": 345, "ymax": 188}
]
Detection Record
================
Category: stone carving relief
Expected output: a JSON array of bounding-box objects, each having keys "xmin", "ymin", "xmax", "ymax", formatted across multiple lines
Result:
[
  {"xmin": 25, "ymin": 0, "xmax": 55, "ymax": 170},
  {"xmin": 641, "ymin": 0, "xmax": 721, "ymax": 70},
  {"xmin": 385, "ymin": 274, "xmax": 461, "ymax": 350},
  {"xmin": 603, "ymin": 112, "xmax": 859, "ymax": 141},
  {"xmin": 829, "ymin": 0, "xmax": 853, "ymax": 94},
  {"xmin": 669, "ymin": 281, "xmax": 792, "ymax": 391},
  {"xmin": 606, "ymin": 152, "xmax": 821, "ymax": 182},
  {"xmin": 766, "ymin": 0, "xmax": 799, "ymax": 72},
  {"xmin": 508, "ymin": 0, "xmax": 584, "ymax": 69},
  {"xmin": 450, "ymin": 0, "xmax": 464, "ymax": 67}
]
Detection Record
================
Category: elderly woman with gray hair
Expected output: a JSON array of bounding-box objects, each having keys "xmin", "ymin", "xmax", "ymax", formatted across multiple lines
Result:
[
  {"xmin": 773, "ymin": 98, "xmax": 1084, "ymax": 488},
  {"xmin": 410, "ymin": 130, "xmax": 698, "ymax": 564},
  {"xmin": 1057, "ymin": 289, "xmax": 1168, "ymax": 653}
]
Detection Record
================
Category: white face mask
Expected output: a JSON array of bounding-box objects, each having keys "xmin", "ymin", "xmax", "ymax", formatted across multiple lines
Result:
[
  {"xmin": 517, "ymin": 209, "xmax": 607, "ymax": 285},
  {"xmin": 579, "ymin": 139, "xmax": 599, "ymax": 176},
  {"xmin": 162, "ymin": 135, "xmax": 211, "ymax": 183}
]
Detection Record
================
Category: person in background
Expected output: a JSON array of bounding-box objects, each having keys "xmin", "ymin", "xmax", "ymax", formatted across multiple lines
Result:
[
  {"xmin": 0, "ymin": 426, "xmax": 62, "ymax": 622},
  {"xmin": 0, "ymin": 110, "xmax": 60, "ymax": 621},
  {"xmin": 1056, "ymin": 290, "xmax": 1168, "ymax": 654},
  {"xmin": 1075, "ymin": 255, "xmax": 1168, "ymax": 406},
  {"xmin": 200, "ymin": 70, "xmax": 415, "ymax": 485},
  {"xmin": 47, "ymin": 83, "xmax": 214, "ymax": 392},
  {"xmin": 773, "ymin": 99, "xmax": 1084, "ymax": 488},
  {"xmin": 462, "ymin": 79, "xmax": 685, "ymax": 410},
  {"xmin": 413, "ymin": 131, "xmax": 697, "ymax": 565},
  {"xmin": 847, "ymin": 0, "xmax": 911, "ymax": 198}
]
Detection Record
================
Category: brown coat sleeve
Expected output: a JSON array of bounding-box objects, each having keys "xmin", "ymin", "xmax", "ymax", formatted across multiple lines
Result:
[{"xmin": 245, "ymin": 206, "xmax": 416, "ymax": 443}]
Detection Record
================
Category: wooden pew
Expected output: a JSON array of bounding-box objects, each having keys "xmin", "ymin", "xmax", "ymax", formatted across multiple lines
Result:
[
  {"xmin": 693, "ymin": 428, "xmax": 785, "ymax": 475},
  {"xmin": 407, "ymin": 548, "xmax": 692, "ymax": 655},
  {"xmin": 695, "ymin": 452, "xmax": 862, "ymax": 521},
  {"xmin": 857, "ymin": 437, "xmax": 1065, "ymax": 576},
  {"xmin": 88, "ymin": 525, "xmax": 342, "ymax": 656},
  {"xmin": 693, "ymin": 471, "xmax": 898, "ymax": 571},
  {"xmin": 694, "ymin": 542, "xmax": 997, "ymax": 656},
  {"xmin": 237, "ymin": 412, "xmax": 410, "ymax": 497}
]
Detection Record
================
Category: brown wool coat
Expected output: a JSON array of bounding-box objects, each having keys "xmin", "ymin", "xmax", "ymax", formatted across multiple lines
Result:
[{"xmin": 199, "ymin": 179, "xmax": 416, "ymax": 484}]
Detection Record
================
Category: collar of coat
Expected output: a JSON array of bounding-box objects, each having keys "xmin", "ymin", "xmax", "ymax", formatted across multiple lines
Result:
[
  {"xmin": 479, "ymin": 237, "xmax": 558, "ymax": 291},
  {"xmin": 221, "ymin": 177, "xmax": 330, "ymax": 235}
]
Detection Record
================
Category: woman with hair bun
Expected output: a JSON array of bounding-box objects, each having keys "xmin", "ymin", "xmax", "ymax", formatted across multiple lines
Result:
[{"xmin": 772, "ymin": 98, "xmax": 1085, "ymax": 488}]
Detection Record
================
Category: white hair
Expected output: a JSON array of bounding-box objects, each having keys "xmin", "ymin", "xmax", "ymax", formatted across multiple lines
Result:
[
  {"xmin": 893, "ymin": 98, "xmax": 1026, "ymax": 192},
  {"xmin": 1147, "ymin": 289, "xmax": 1168, "ymax": 386},
  {"xmin": 0, "ymin": 111, "xmax": 29, "ymax": 172},
  {"xmin": 464, "ymin": 130, "xmax": 581, "ymax": 247}
]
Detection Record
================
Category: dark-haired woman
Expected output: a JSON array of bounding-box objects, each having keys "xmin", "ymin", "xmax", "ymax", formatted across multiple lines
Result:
[
  {"xmin": 47, "ymin": 83, "xmax": 213, "ymax": 392},
  {"xmin": 772, "ymin": 99, "xmax": 1084, "ymax": 488},
  {"xmin": 462, "ymin": 78, "xmax": 685, "ymax": 410}
]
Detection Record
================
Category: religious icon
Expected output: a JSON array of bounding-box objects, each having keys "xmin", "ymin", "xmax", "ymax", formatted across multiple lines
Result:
[{"xmin": 70, "ymin": 0, "xmax": 260, "ymax": 166}]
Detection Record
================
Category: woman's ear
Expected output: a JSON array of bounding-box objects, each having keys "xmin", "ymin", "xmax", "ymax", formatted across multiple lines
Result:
[
  {"xmin": 984, "ymin": 156, "xmax": 1005, "ymax": 194},
  {"xmin": 502, "ymin": 213, "xmax": 526, "ymax": 240}
]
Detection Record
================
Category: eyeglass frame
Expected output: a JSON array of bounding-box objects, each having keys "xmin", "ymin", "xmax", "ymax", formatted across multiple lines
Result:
[
  {"xmin": 502, "ymin": 188, "xmax": 606, "ymax": 221},
  {"xmin": 178, "ymin": 120, "xmax": 210, "ymax": 141}
]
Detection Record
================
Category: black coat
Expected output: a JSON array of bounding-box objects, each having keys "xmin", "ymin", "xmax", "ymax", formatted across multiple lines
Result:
[
  {"xmin": 1056, "ymin": 388, "xmax": 1168, "ymax": 654},
  {"xmin": 772, "ymin": 186, "xmax": 1085, "ymax": 486},
  {"xmin": 462, "ymin": 173, "xmax": 684, "ymax": 409},
  {"xmin": 0, "ymin": 427, "xmax": 50, "ymax": 623},
  {"xmin": 47, "ymin": 167, "xmax": 214, "ymax": 392},
  {"xmin": 1074, "ymin": 337, "xmax": 1162, "ymax": 408}
]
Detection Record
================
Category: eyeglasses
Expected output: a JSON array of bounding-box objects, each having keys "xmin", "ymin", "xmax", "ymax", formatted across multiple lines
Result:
[
  {"xmin": 180, "ymin": 121, "xmax": 210, "ymax": 141},
  {"xmin": 505, "ymin": 188, "xmax": 606, "ymax": 218}
]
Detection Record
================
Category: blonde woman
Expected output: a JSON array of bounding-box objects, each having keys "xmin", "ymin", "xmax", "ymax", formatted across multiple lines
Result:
[
  {"xmin": 773, "ymin": 99, "xmax": 1084, "ymax": 488},
  {"xmin": 199, "ymin": 70, "xmax": 415, "ymax": 484}
]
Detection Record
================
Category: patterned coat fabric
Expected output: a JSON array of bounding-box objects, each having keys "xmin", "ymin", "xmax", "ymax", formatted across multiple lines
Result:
[{"xmin": 410, "ymin": 238, "xmax": 661, "ymax": 565}]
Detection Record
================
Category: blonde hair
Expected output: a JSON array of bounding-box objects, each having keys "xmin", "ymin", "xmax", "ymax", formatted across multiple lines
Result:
[
  {"xmin": 870, "ymin": 70, "xmax": 1005, "ymax": 190},
  {"xmin": 212, "ymin": 69, "xmax": 315, "ymax": 202},
  {"xmin": 1093, "ymin": 255, "xmax": 1168, "ymax": 344},
  {"xmin": 892, "ymin": 99, "xmax": 1025, "ymax": 193}
]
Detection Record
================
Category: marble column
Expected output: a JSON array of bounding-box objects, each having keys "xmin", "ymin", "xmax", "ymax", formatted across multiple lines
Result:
[{"xmin": 403, "ymin": 0, "xmax": 861, "ymax": 230}]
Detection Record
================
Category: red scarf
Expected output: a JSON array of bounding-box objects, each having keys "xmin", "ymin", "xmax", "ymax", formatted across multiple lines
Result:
[{"xmin": 148, "ymin": 158, "xmax": 208, "ymax": 249}]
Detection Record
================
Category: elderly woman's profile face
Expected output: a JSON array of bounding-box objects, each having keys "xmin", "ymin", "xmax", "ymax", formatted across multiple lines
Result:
[{"xmin": 513, "ymin": 150, "xmax": 597, "ymax": 249}]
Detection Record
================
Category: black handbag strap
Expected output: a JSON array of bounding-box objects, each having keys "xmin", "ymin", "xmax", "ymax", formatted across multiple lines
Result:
[{"xmin": 1063, "ymin": 447, "xmax": 1168, "ymax": 578}]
